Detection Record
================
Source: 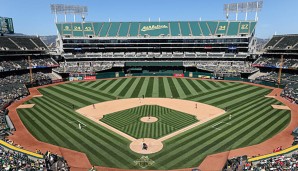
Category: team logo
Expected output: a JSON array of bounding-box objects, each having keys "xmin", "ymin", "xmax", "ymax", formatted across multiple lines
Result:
[
  {"xmin": 134, "ymin": 156, "xmax": 155, "ymax": 168},
  {"xmin": 141, "ymin": 25, "xmax": 168, "ymax": 32}
]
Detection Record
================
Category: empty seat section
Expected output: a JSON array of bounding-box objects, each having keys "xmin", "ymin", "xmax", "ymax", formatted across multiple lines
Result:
[
  {"xmin": 264, "ymin": 36, "xmax": 283, "ymax": 48},
  {"xmin": 129, "ymin": 22, "xmax": 139, "ymax": 37},
  {"xmin": 10, "ymin": 37, "xmax": 37, "ymax": 49},
  {"xmin": 72, "ymin": 23, "xmax": 84, "ymax": 37},
  {"xmin": 216, "ymin": 22, "xmax": 228, "ymax": 35},
  {"xmin": 199, "ymin": 22, "xmax": 211, "ymax": 36},
  {"xmin": 239, "ymin": 22, "xmax": 250, "ymax": 34},
  {"xmin": 83, "ymin": 23, "xmax": 94, "ymax": 36},
  {"xmin": 275, "ymin": 36, "xmax": 298, "ymax": 49},
  {"xmin": 207, "ymin": 21, "xmax": 218, "ymax": 35},
  {"xmin": 118, "ymin": 22, "xmax": 129, "ymax": 37},
  {"xmin": 189, "ymin": 22, "xmax": 202, "ymax": 36},
  {"xmin": 170, "ymin": 22, "xmax": 180, "ymax": 36},
  {"xmin": 108, "ymin": 22, "xmax": 121, "ymax": 37},
  {"xmin": 31, "ymin": 38, "xmax": 47, "ymax": 49},
  {"xmin": 0, "ymin": 37, "xmax": 19, "ymax": 49},
  {"xmin": 179, "ymin": 22, "xmax": 191, "ymax": 36},
  {"xmin": 61, "ymin": 23, "xmax": 72, "ymax": 35},
  {"xmin": 139, "ymin": 22, "xmax": 169, "ymax": 36},
  {"xmin": 93, "ymin": 22, "xmax": 103, "ymax": 36},
  {"xmin": 99, "ymin": 22, "xmax": 110, "ymax": 37},
  {"xmin": 227, "ymin": 22, "xmax": 240, "ymax": 36}
]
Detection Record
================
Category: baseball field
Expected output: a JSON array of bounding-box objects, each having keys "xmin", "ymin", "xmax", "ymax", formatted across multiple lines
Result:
[{"xmin": 16, "ymin": 77, "xmax": 290, "ymax": 170}]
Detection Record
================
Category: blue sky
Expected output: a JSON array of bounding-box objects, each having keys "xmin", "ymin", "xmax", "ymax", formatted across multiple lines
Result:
[{"xmin": 1, "ymin": 0, "xmax": 298, "ymax": 38}]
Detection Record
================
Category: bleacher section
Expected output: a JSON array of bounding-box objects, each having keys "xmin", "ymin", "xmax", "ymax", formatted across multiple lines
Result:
[
  {"xmin": 56, "ymin": 21, "xmax": 257, "ymax": 38},
  {"xmin": 0, "ymin": 36, "xmax": 48, "ymax": 51},
  {"xmin": 264, "ymin": 35, "xmax": 298, "ymax": 50}
]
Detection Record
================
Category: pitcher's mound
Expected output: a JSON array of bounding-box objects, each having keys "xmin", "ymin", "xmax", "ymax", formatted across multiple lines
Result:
[
  {"xmin": 130, "ymin": 138, "xmax": 163, "ymax": 154},
  {"xmin": 140, "ymin": 117, "xmax": 158, "ymax": 123}
]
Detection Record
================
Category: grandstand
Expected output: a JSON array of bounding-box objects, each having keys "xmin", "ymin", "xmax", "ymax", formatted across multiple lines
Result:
[
  {"xmin": 252, "ymin": 34, "xmax": 298, "ymax": 104},
  {"xmin": 54, "ymin": 20, "xmax": 258, "ymax": 77}
]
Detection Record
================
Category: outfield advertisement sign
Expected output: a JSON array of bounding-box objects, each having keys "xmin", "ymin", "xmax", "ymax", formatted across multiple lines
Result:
[
  {"xmin": 69, "ymin": 77, "xmax": 83, "ymax": 81},
  {"xmin": 84, "ymin": 76, "xmax": 96, "ymax": 80},
  {"xmin": 173, "ymin": 73, "xmax": 184, "ymax": 77}
]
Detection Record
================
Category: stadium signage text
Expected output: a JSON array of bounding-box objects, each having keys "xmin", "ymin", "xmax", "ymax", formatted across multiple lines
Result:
[{"xmin": 141, "ymin": 25, "xmax": 168, "ymax": 32}]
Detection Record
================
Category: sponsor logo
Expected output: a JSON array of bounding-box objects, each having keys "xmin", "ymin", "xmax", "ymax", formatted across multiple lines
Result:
[
  {"xmin": 173, "ymin": 73, "xmax": 184, "ymax": 77},
  {"xmin": 141, "ymin": 25, "xmax": 168, "ymax": 32}
]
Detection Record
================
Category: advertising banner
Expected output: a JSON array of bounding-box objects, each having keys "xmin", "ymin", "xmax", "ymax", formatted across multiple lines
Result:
[
  {"xmin": 84, "ymin": 76, "xmax": 96, "ymax": 80},
  {"xmin": 173, "ymin": 73, "xmax": 184, "ymax": 77}
]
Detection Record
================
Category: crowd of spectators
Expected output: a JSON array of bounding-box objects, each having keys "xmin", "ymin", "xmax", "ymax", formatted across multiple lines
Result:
[
  {"xmin": 54, "ymin": 61, "xmax": 115, "ymax": 73},
  {"xmin": 192, "ymin": 61, "xmax": 258, "ymax": 76},
  {"xmin": 0, "ymin": 72, "xmax": 52, "ymax": 109},
  {"xmin": 0, "ymin": 138, "xmax": 70, "ymax": 171},
  {"xmin": 0, "ymin": 58, "xmax": 58, "ymax": 72},
  {"xmin": 254, "ymin": 72, "xmax": 298, "ymax": 104},
  {"xmin": 253, "ymin": 57, "xmax": 298, "ymax": 69}
]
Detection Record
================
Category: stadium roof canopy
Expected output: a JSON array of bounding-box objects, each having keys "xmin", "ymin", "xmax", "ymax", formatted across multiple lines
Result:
[{"xmin": 56, "ymin": 20, "xmax": 257, "ymax": 38}]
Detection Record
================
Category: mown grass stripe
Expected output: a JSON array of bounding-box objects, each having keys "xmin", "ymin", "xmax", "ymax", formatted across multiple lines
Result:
[
  {"xmin": 167, "ymin": 77, "xmax": 180, "ymax": 98},
  {"xmin": 67, "ymin": 83, "xmax": 115, "ymax": 100},
  {"xmin": 145, "ymin": 77, "xmax": 154, "ymax": 97},
  {"xmin": 130, "ymin": 77, "xmax": 145, "ymax": 98},
  {"xmin": 109, "ymin": 78, "xmax": 128, "ymax": 94},
  {"xmin": 176, "ymin": 78, "xmax": 191, "ymax": 96},
  {"xmin": 117, "ymin": 78, "xmax": 137, "ymax": 97},
  {"xmin": 152, "ymin": 77, "xmax": 159, "ymax": 97},
  {"xmin": 158, "ymin": 78, "xmax": 166, "ymax": 97},
  {"xmin": 171, "ymin": 78, "xmax": 186, "ymax": 98}
]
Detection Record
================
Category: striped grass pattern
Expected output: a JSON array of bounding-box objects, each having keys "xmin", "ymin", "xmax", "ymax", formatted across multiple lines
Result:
[
  {"xmin": 100, "ymin": 105, "xmax": 198, "ymax": 139},
  {"xmin": 17, "ymin": 77, "xmax": 291, "ymax": 169}
]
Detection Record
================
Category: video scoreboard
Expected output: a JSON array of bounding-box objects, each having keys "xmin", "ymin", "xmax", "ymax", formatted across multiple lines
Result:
[{"xmin": 0, "ymin": 17, "xmax": 14, "ymax": 34}]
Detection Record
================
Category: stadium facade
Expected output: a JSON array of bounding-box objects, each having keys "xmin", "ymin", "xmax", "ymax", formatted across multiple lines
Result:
[{"xmin": 54, "ymin": 20, "xmax": 258, "ymax": 78}]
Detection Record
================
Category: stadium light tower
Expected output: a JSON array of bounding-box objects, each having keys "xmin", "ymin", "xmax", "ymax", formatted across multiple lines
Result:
[
  {"xmin": 224, "ymin": 0, "xmax": 263, "ymax": 21},
  {"xmin": 50, "ymin": 4, "xmax": 88, "ymax": 23}
]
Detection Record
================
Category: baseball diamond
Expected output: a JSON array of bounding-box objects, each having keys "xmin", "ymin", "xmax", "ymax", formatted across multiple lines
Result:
[{"xmin": 16, "ymin": 77, "xmax": 290, "ymax": 170}]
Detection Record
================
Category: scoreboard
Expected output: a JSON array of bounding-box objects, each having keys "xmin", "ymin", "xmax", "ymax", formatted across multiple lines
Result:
[{"xmin": 0, "ymin": 17, "xmax": 14, "ymax": 34}]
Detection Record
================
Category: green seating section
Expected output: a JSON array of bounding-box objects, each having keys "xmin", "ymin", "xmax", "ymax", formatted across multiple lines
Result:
[
  {"xmin": 180, "ymin": 22, "xmax": 191, "ymax": 36},
  {"xmin": 170, "ymin": 22, "xmax": 180, "ymax": 36},
  {"xmin": 207, "ymin": 21, "xmax": 218, "ymax": 35},
  {"xmin": 107, "ymin": 22, "xmax": 120, "ymax": 37},
  {"xmin": 99, "ymin": 22, "xmax": 110, "ymax": 37},
  {"xmin": 129, "ymin": 22, "xmax": 139, "ymax": 36},
  {"xmin": 227, "ymin": 22, "xmax": 240, "ymax": 36},
  {"xmin": 199, "ymin": 22, "xmax": 211, "ymax": 36},
  {"xmin": 189, "ymin": 22, "xmax": 202, "ymax": 36},
  {"xmin": 57, "ymin": 21, "xmax": 257, "ymax": 37},
  {"xmin": 118, "ymin": 22, "xmax": 129, "ymax": 37}
]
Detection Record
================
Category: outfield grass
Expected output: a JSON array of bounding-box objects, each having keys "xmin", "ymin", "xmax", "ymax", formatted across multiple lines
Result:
[{"xmin": 17, "ymin": 77, "xmax": 290, "ymax": 169}]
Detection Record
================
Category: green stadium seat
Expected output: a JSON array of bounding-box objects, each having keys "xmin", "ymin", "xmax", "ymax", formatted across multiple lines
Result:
[
  {"xmin": 207, "ymin": 21, "xmax": 218, "ymax": 35},
  {"xmin": 199, "ymin": 22, "xmax": 211, "ymax": 36},
  {"xmin": 118, "ymin": 22, "xmax": 129, "ymax": 37},
  {"xmin": 72, "ymin": 23, "xmax": 84, "ymax": 37},
  {"xmin": 129, "ymin": 22, "xmax": 139, "ymax": 37},
  {"xmin": 189, "ymin": 22, "xmax": 202, "ymax": 36},
  {"xmin": 169, "ymin": 22, "xmax": 180, "ymax": 36},
  {"xmin": 227, "ymin": 22, "xmax": 240, "ymax": 36},
  {"xmin": 99, "ymin": 22, "xmax": 110, "ymax": 37},
  {"xmin": 216, "ymin": 22, "xmax": 228, "ymax": 35},
  {"xmin": 179, "ymin": 22, "xmax": 191, "ymax": 36},
  {"xmin": 107, "ymin": 22, "xmax": 121, "ymax": 37}
]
